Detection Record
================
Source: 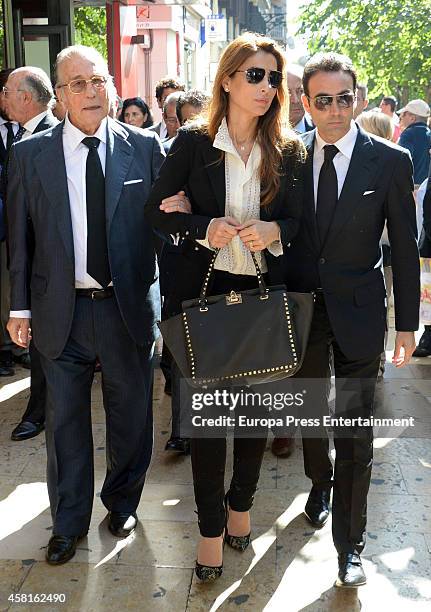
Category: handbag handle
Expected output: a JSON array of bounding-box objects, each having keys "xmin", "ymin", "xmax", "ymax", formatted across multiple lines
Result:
[{"xmin": 199, "ymin": 248, "xmax": 268, "ymax": 310}]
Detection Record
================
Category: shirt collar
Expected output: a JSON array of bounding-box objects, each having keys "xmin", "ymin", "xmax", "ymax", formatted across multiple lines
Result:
[
  {"xmin": 0, "ymin": 117, "xmax": 19, "ymax": 128},
  {"xmin": 294, "ymin": 116, "xmax": 306, "ymax": 134},
  {"xmin": 63, "ymin": 114, "xmax": 107, "ymax": 152},
  {"xmin": 315, "ymin": 120, "xmax": 358, "ymax": 160},
  {"xmin": 23, "ymin": 110, "xmax": 49, "ymax": 134},
  {"xmin": 213, "ymin": 117, "xmax": 261, "ymax": 166}
]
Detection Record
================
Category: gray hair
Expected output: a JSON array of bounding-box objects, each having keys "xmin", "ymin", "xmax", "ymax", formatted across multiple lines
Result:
[
  {"xmin": 163, "ymin": 91, "xmax": 182, "ymax": 114},
  {"xmin": 19, "ymin": 67, "xmax": 54, "ymax": 109},
  {"xmin": 55, "ymin": 45, "xmax": 109, "ymax": 86}
]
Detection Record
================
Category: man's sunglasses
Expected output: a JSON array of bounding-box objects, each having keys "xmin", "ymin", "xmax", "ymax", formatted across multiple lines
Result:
[
  {"xmin": 307, "ymin": 93, "xmax": 356, "ymax": 111},
  {"xmin": 235, "ymin": 68, "xmax": 283, "ymax": 89}
]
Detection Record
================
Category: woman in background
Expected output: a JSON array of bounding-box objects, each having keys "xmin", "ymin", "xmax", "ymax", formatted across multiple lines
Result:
[
  {"xmin": 119, "ymin": 96, "xmax": 153, "ymax": 129},
  {"xmin": 146, "ymin": 33, "xmax": 305, "ymax": 582}
]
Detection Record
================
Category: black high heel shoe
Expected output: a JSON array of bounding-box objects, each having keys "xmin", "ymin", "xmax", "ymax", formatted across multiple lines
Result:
[
  {"xmin": 195, "ymin": 518, "xmax": 225, "ymax": 582},
  {"xmin": 194, "ymin": 559, "xmax": 223, "ymax": 582},
  {"xmin": 224, "ymin": 493, "xmax": 251, "ymax": 552}
]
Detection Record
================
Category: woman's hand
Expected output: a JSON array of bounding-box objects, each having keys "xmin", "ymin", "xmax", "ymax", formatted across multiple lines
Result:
[
  {"xmin": 159, "ymin": 190, "xmax": 192, "ymax": 214},
  {"xmin": 238, "ymin": 220, "xmax": 280, "ymax": 251},
  {"xmin": 208, "ymin": 217, "xmax": 240, "ymax": 248}
]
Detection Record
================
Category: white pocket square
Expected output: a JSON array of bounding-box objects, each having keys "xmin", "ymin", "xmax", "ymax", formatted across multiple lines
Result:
[
  {"xmin": 124, "ymin": 179, "xmax": 143, "ymax": 185},
  {"xmin": 363, "ymin": 190, "xmax": 375, "ymax": 196}
]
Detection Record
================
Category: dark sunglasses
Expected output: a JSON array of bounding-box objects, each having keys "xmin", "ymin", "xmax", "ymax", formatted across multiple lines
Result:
[
  {"xmin": 235, "ymin": 67, "xmax": 283, "ymax": 89},
  {"xmin": 307, "ymin": 93, "xmax": 356, "ymax": 111}
]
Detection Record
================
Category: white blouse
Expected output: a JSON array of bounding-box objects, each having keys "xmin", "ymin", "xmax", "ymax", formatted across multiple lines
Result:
[{"xmin": 197, "ymin": 117, "xmax": 282, "ymax": 275}]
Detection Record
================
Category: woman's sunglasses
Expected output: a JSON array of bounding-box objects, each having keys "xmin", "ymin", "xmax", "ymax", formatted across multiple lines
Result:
[
  {"xmin": 235, "ymin": 68, "xmax": 283, "ymax": 89},
  {"xmin": 307, "ymin": 93, "xmax": 356, "ymax": 111}
]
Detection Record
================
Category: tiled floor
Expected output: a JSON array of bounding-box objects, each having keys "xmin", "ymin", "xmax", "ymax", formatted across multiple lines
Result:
[{"xmin": 0, "ymin": 340, "xmax": 430, "ymax": 611}]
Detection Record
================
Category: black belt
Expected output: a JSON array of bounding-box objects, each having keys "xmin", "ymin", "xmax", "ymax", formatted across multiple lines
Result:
[{"xmin": 76, "ymin": 287, "xmax": 114, "ymax": 300}]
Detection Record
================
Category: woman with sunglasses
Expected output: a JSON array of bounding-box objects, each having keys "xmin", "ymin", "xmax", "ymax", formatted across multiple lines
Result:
[
  {"xmin": 119, "ymin": 97, "xmax": 153, "ymax": 129},
  {"xmin": 145, "ymin": 32, "xmax": 305, "ymax": 582}
]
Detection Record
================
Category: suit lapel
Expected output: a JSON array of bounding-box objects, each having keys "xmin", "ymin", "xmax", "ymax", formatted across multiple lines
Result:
[
  {"xmin": 322, "ymin": 127, "xmax": 379, "ymax": 253},
  {"xmin": 34, "ymin": 122, "xmax": 74, "ymax": 263},
  {"xmin": 201, "ymin": 140, "xmax": 226, "ymax": 215},
  {"xmin": 105, "ymin": 118, "xmax": 134, "ymax": 229}
]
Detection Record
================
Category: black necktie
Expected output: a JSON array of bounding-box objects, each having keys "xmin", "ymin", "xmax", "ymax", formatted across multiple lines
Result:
[
  {"xmin": 316, "ymin": 144, "xmax": 339, "ymax": 245},
  {"xmin": 5, "ymin": 122, "xmax": 15, "ymax": 151},
  {"xmin": 13, "ymin": 126, "xmax": 25, "ymax": 143},
  {"xmin": 82, "ymin": 137, "xmax": 111, "ymax": 287}
]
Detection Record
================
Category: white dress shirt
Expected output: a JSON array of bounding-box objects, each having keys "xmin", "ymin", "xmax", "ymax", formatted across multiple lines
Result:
[
  {"xmin": 197, "ymin": 117, "xmax": 282, "ymax": 275},
  {"xmin": 21, "ymin": 110, "xmax": 50, "ymax": 139},
  {"xmin": 0, "ymin": 117, "xmax": 19, "ymax": 147},
  {"xmin": 313, "ymin": 120, "xmax": 358, "ymax": 207},
  {"xmin": 159, "ymin": 119, "xmax": 168, "ymax": 140},
  {"xmin": 10, "ymin": 115, "xmax": 109, "ymax": 319}
]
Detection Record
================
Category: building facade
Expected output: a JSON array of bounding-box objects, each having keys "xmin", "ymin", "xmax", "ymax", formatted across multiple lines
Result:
[{"xmin": 0, "ymin": 0, "xmax": 286, "ymax": 121}]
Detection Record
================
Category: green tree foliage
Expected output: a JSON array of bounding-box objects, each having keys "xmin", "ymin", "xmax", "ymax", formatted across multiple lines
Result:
[
  {"xmin": 74, "ymin": 6, "xmax": 107, "ymax": 59},
  {"xmin": 298, "ymin": 0, "xmax": 431, "ymax": 104}
]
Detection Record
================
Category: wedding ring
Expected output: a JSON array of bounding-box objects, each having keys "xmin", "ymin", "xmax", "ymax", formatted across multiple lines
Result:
[{"xmin": 250, "ymin": 240, "xmax": 254, "ymax": 248}]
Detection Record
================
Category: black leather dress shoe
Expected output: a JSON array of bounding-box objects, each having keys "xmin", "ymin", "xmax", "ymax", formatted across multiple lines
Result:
[
  {"xmin": 335, "ymin": 553, "xmax": 367, "ymax": 588},
  {"xmin": 0, "ymin": 365, "xmax": 15, "ymax": 377},
  {"xmin": 13, "ymin": 353, "xmax": 31, "ymax": 369},
  {"xmin": 304, "ymin": 487, "xmax": 331, "ymax": 528},
  {"xmin": 11, "ymin": 421, "xmax": 45, "ymax": 441},
  {"xmin": 413, "ymin": 330, "xmax": 431, "ymax": 357},
  {"xmin": 108, "ymin": 512, "xmax": 137, "ymax": 537},
  {"xmin": 165, "ymin": 437, "xmax": 190, "ymax": 454},
  {"xmin": 46, "ymin": 535, "xmax": 84, "ymax": 565}
]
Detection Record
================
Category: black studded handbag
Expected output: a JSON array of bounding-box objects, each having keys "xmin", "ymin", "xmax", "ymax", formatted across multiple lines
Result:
[{"xmin": 159, "ymin": 250, "xmax": 314, "ymax": 387}]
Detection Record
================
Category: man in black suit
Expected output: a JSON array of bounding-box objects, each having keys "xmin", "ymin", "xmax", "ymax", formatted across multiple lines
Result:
[
  {"xmin": 7, "ymin": 45, "xmax": 164, "ymax": 565},
  {"xmin": 283, "ymin": 53, "xmax": 419, "ymax": 587},
  {"xmin": 0, "ymin": 68, "xmax": 19, "ymax": 377},
  {"xmin": 1, "ymin": 66, "xmax": 59, "ymax": 441}
]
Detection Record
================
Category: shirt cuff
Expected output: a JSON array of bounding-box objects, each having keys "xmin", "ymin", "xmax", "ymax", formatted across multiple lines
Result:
[
  {"xmin": 267, "ymin": 226, "xmax": 283, "ymax": 257},
  {"xmin": 10, "ymin": 310, "xmax": 31, "ymax": 318},
  {"xmin": 196, "ymin": 218, "xmax": 217, "ymax": 251}
]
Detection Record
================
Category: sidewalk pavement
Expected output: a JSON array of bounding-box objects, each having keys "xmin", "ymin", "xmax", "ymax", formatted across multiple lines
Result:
[{"xmin": 0, "ymin": 347, "xmax": 430, "ymax": 611}]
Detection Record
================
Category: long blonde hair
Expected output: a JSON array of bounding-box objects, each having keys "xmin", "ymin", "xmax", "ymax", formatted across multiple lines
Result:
[{"xmin": 198, "ymin": 33, "xmax": 304, "ymax": 207}]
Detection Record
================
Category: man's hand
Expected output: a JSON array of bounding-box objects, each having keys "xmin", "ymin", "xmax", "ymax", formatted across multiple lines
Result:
[
  {"xmin": 159, "ymin": 190, "xmax": 192, "ymax": 214},
  {"xmin": 237, "ymin": 220, "xmax": 280, "ymax": 251},
  {"xmin": 208, "ymin": 217, "xmax": 240, "ymax": 248},
  {"xmin": 392, "ymin": 331, "xmax": 416, "ymax": 367},
  {"xmin": 7, "ymin": 317, "xmax": 31, "ymax": 349}
]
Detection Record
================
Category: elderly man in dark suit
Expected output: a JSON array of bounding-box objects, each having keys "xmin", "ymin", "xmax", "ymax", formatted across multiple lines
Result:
[
  {"xmin": 2, "ymin": 66, "xmax": 59, "ymax": 442},
  {"xmin": 283, "ymin": 52, "xmax": 419, "ymax": 587},
  {"xmin": 7, "ymin": 45, "xmax": 164, "ymax": 565}
]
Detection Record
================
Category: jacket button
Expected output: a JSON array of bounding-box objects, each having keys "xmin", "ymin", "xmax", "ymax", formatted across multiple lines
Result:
[{"xmin": 319, "ymin": 257, "xmax": 326, "ymax": 264}]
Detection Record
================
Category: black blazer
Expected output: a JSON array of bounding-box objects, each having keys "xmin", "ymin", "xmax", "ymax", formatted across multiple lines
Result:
[
  {"xmin": 283, "ymin": 126, "xmax": 420, "ymax": 360},
  {"xmin": 145, "ymin": 126, "xmax": 305, "ymax": 312}
]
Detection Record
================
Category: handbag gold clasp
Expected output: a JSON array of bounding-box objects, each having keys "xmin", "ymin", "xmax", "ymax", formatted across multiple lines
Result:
[{"xmin": 226, "ymin": 290, "xmax": 242, "ymax": 305}]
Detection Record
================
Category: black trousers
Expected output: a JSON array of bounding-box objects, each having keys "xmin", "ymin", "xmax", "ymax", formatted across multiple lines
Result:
[
  {"xmin": 189, "ymin": 270, "xmax": 268, "ymax": 538},
  {"xmin": 295, "ymin": 292, "xmax": 380, "ymax": 554},
  {"xmin": 20, "ymin": 341, "xmax": 46, "ymax": 424},
  {"xmin": 39, "ymin": 294, "xmax": 154, "ymax": 536}
]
